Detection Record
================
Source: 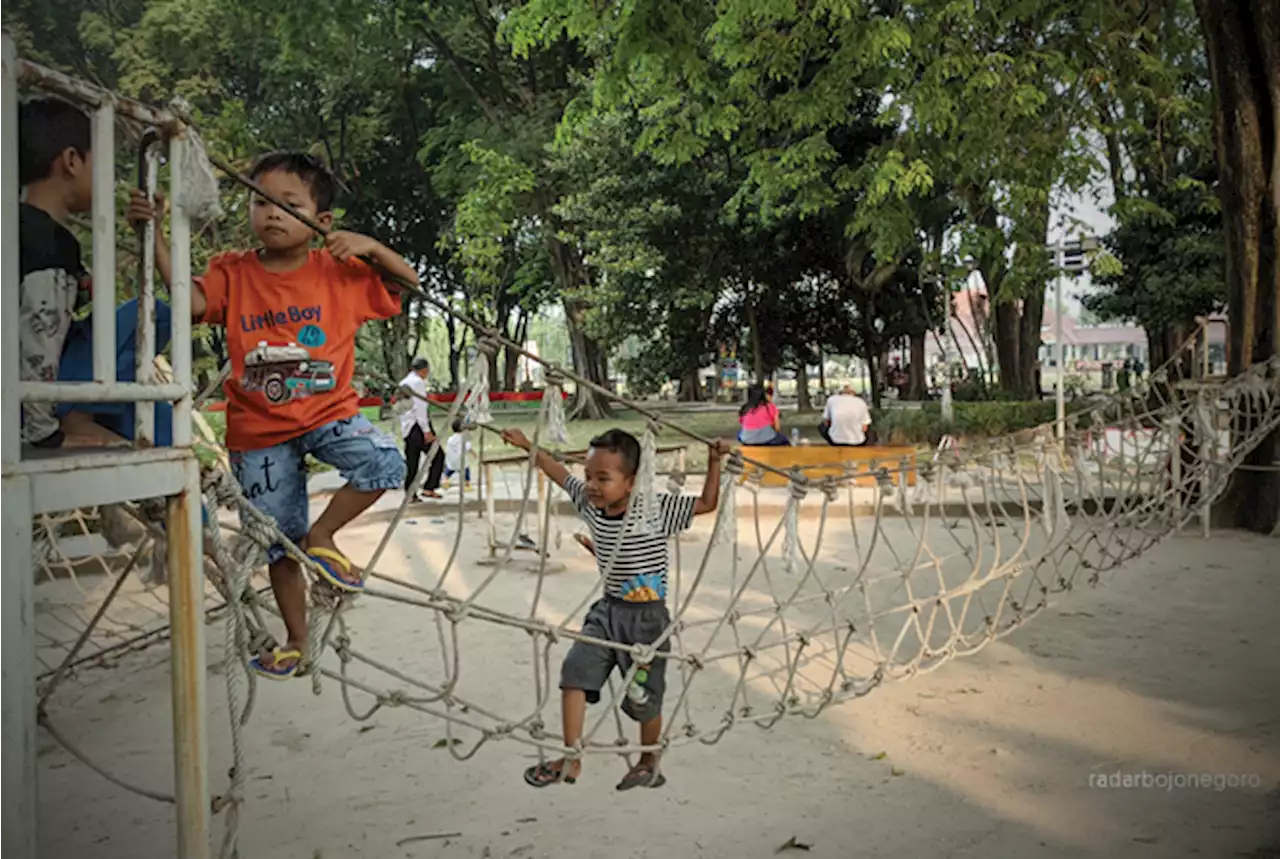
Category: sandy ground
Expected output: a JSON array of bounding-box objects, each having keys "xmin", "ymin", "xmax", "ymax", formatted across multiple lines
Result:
[{"xmin": 33, "ymin": 487, "xmax": 1280, "ymax": 859}]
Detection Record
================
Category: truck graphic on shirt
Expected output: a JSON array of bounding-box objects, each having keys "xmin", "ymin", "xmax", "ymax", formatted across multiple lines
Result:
[{"xmin": 241, "ymin": 341, "xmax": 336, "ymax": 404}]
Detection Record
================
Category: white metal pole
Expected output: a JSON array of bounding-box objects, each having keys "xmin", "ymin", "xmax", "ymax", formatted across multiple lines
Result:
[
  {"xmin": 2, "ymin": 474, "xmax": 37, "ymax": 859},
  {"xmin": 2, "ymin": 35, "xmax": 21, "ymax": 464},
  {"xmin": 136, "ymin": 148, "xmax": 159, "ymax": 445},
  {"xmin": 1201, "ymin": 319, "xmax": 1210, "ymax": 378},
  {"xmin": 1054, "ymin": 244, "xmax": 1065, "ymax": 442},
  {"xmin": 167, "ymin": 457, "xmax": 210, "ymax": 858},
  {"xmin": 91, "ymin": 103, "xmax": 117, "ymax": 383},
  {"xmin": 169, "ymin": 134, "xmax": 193, "ymax": 447}
]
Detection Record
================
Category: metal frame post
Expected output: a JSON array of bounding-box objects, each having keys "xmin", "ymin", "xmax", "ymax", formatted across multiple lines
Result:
[
  {"xmin": 169, "ymin": 134, "xmax": 193, "ymax": 447},
  {"xmin": 136, "ymin": 143, "xmax": 159, "ymax": 445},
  {"xmin": 2, "ymin": 474, "xmax": 37, "ymax": 859},
  {"xmin": 3, "ymin": 35, "xmax": 21, "ymax": 464},
  {"xmin": 90, "ymin": 103, "xmax": 117, "ymax": 383},
  {"xmin": 2, "ymin": 36, "xmax": 37, "ymax": 855},
  {"xmin": 167, "ymin": 457, "xmax": 210, "ymax": 857}
]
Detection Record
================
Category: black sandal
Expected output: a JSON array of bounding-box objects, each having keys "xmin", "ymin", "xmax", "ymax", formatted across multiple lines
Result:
[
  {"xmin": 616, "ymin": 762, "xmax": 667, "ymax": 791},
  {"xmin": 524, "ymin": 760, "xmax": 576, "ymax": 787}
]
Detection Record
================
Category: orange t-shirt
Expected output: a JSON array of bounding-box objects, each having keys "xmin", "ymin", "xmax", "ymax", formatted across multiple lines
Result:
[{"xmin": 199, "ymin": 249, "xmax": 401, "ymax": 451}]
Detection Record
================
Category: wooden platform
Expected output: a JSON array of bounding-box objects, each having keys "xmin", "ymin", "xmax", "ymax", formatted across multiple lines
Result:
[{"xmin": 739, "ymin": 444, "xmax": 919, "ymax": 488}]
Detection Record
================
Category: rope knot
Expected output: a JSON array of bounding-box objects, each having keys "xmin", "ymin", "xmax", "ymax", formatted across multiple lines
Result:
[
  {"xmin": 477, "ymin": 336, "xmax": 501, "ymax": 357},
  {"xmin": 725, "ymin": 452, "xmax": 745, "ymax": 476},
  {"xmin": 820, "ymin": 478, "xmax": 839, "ymax": 502},
  {"xmin": 741, "ymin": 646, "xmax": 756, "ymax": 662},
  {"xmin": 687, "ymin": 654, "xmax": 704, "ymax": 671},
  {"xmin": 787, "ymin": 480, "xmax": 808, "ymax": 501},
  {"xmin": 528, "ymin": 720, "xmax": 547, "ymax": 739},
  {"xmin": 632, "ymin": 644, "xmax": 656, "ymax": 665},
  {"xmin": 544, "ymin": 367, "xmax": 566, "ymax": 386},
  {"xmin": 381, "ymin": 690, "xmax": 408, "ymax": 707}
]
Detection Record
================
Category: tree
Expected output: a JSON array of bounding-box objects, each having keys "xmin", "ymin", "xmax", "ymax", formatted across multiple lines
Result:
[{"xmin": 1194, "ymin": 0, "xmax": 1279, "ymax": 532}]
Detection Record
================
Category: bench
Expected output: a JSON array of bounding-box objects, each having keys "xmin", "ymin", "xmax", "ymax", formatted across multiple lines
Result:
[{"xmin": 738, "ymin": 444, "xmax": 919, "ymax": 488}]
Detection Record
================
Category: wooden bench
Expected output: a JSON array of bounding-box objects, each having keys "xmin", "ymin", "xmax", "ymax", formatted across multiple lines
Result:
[{"xmin": 739, "ymin": 444, "xmax": 919, "ymax": 488}]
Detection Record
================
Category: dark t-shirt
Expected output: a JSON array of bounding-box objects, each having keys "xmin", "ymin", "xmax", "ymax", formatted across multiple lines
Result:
[{"xmin": 19, "ymin": 203, "xmax": 89, "ymax": 446}]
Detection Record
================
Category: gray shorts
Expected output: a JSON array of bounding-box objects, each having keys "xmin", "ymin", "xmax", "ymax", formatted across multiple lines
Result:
[{"xmin": 561, "ymin": 597, "xmax": 671, "ymax": 724}]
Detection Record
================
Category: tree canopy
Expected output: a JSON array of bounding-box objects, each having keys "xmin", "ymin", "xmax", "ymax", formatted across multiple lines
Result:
[{"xmin": 8, "ymin": 0, "xmax": 1253, "ymax": 409}]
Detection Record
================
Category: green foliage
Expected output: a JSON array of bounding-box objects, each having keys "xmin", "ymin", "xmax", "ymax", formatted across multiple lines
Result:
[
  {"xmin": 9, "ymin": 0, "xmax": 1229, "ymax": 409},
  {"xmin": 870, "ymin": 401, "xmax": 1066, "ymax": 445}
]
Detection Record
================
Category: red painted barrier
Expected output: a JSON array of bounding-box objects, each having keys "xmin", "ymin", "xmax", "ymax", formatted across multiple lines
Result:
[{"xmin": 202, "ymin": 390, "xmax": 565, "ymax": 411}]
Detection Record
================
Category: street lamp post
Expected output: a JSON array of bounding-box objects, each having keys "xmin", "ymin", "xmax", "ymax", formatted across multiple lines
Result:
[{"xmin": 1054, "ymin": 244, "xmax": 1065, "ymax": 442}]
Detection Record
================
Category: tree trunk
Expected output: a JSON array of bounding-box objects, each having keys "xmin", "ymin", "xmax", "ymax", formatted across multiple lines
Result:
[
  {"xmin": 1018, "ymin": 287, "xmax": 1046, "ymax": 396},
  {"xmin": 678, "ymin": 368, "xmax": 703, "ymax": 402},
  {"xmin": 747, "ymin": 295, "xmax": 764, "ymax": 382},
  {"xmin": 908, "ymin": 331, "xmax": 927, "ymax": 399},
  {"xmin": 1197, "ymin": 0, "xmax": 1280, "ymax": 532},
  {"xmin": 817, "ymin": 346, "xmax": 827, "ymax": 395},
  {"xmin": 564, "ymin": 299, "xmax": 614, "ymax": 419},
  {"xmin": 796, "ymin": 362, "xmax": 812, "ymax": 412},
  {"xmin": 993, "ymin": 301, "xmax": 1022, "ymax": 397},
  {"xmin": 446, "ymin": 314, "xmax": 462, "ymax": 391},
  {"xmin": 545, "ymin": 232, "xmax": 614, "ymax": 419}
]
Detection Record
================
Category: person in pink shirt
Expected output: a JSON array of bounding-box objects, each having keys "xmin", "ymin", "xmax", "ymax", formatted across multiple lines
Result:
[{"xmin": 738, "ymin": 383, "xmax": 790, "ymax": 445}]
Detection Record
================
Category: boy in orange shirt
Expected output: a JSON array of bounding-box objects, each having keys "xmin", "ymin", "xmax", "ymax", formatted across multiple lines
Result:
[{"xmin": 138, "ymin": 151, "xmax": 417, "ymax": 678}]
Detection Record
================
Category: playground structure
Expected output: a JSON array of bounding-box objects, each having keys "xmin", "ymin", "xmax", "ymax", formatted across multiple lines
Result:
[
  {"xmin": 2, "ymin": 36, "xmax": 210, "ymax": 858},
  {"xmin": 6, "ymin": 36, "xmax": 1280, "ymax": 859}
]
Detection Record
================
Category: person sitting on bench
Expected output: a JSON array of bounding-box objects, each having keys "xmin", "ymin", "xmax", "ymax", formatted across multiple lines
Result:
[
  {"xmin": 819, "ymin": 384, "xmax": 871, "ymax": 447},
  {"xmin": 737, "ymin": 383, "xmax": 789, "ymax": 446}
]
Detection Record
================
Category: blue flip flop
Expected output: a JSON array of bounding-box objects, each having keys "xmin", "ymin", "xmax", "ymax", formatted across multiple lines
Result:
[
  {"xmin": 249, "ymin": 648, "xmax": 303, "ymax": 680},
  {"xmin": 307, "ymin": 547, "xmax": 364, "ymax": 592}
]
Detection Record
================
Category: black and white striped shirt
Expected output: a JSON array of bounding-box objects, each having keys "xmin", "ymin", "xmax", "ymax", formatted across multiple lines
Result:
[{"xmin": 564, "ymin": 475, "xmax": 696, "ymax": 602}]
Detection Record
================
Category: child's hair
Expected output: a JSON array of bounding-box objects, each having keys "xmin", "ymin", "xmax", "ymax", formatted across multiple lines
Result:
[
  {"xmin": 588, "ymin": 429, "xmax": 641, "ymax": 477},
  {"xmin": 451, "ymin": 418, "xmax": 464, "ymax": 434},
  {"xmin": 18, "ymin": 98, "xmax": 91, "ymax": 185},
  {"xmin": 248, "ymin": 151, "xmax": 337, "ymax": 212}
]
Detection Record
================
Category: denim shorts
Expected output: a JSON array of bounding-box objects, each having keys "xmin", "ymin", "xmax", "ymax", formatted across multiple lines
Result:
[{"xmin": 229, "ymin": 413, "xmax": 405, "ymax": 564}]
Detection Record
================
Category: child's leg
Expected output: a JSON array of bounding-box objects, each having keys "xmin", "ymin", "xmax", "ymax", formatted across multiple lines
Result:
[
  {"xmin": 230, "ymin": 440, "xmax": 310, "ymax": 674},
  {"xmin": 305, "ymin": 414, "xmax": 406, "ymax": 573},
  {"xmin": 616, "ymin": 601, "xmax": 671, "ymax": 790},
  {"xmin": 525, "ymin": 599, "xmax": 614, "ymax": 787},
  {"xmin": 638, "ymin": 712, "xmax": 662, "ymax": 770},
  {"xmin": 560, "ymin": 688, "xmax": 587, "ymax": 779},
  {"xmin": 56, "ymin": 300, "xmax": 173, "ymax": 445},
  {"xmin": 269, "ymin": 555, "xmax": 308, "ymax": 654}
]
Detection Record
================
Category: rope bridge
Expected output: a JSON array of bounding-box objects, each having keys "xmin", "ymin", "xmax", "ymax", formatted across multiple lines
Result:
[{"xmin": 21, "ymin": 87, "xmax": 1280, "ymax": 859}]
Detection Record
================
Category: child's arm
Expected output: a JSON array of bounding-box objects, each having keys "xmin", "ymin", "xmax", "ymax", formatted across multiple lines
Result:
[
  {"xmin": 325, "ymin": 231, "xmax": 420, "ymax": 290},
  {"xmin": 127, "ymin": 189, "xmax": 207, "ymax": 319},
  {"xmin": 693, "ymin": 439, "xmax": 731, "ymax": 515},
  {"xmin": 501, "ymin": 428, "xmax": 571, "ymax": 490}
]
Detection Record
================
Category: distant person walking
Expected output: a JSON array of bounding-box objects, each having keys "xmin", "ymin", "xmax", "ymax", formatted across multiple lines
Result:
[
  {"xmin": 737, "ymin": 383, "xmax": 789, "ymax": 445},
  {"xmin": 819, "ymin": 384, "xmax": 872, "ymax": 447},
  {"xmin": 398, "ymin": 357, "xmax": 445, "ymax": 500}
]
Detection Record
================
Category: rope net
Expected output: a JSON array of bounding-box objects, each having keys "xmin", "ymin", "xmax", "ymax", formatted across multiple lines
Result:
[{"xmin": 36, "ymin": 321, "xmax": 1280, "ymax": 856}]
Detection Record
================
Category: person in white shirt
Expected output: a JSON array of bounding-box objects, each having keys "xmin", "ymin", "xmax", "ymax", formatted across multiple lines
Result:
[
  {"xmin": 398, "ymin": 357, "xmax": 445, "ymax": 500},
  {"xmin": 443, "ymin": 418, "xmax": 475, "ymax": 488},
  {"xmin": 820, "ymin": 384, "xmax": 872, "ymax": 446}
]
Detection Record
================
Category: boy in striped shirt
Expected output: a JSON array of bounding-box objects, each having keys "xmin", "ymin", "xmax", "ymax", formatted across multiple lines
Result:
[{"xmin": 501, "ymin": 427, "xmax": 728, "ymax": 790}]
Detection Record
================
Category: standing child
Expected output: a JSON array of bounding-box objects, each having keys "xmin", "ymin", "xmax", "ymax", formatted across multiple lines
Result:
[
  {"xmin": 500, "ymin": 427, "xmax": 729, "ymax": 790},
  {"xmin": 443, "ymin": 418, "xmax": 474, "ymax": 489},
  {"xmin": 143, "ymin": 151, "xmax": 417, "ymax": 679}
]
